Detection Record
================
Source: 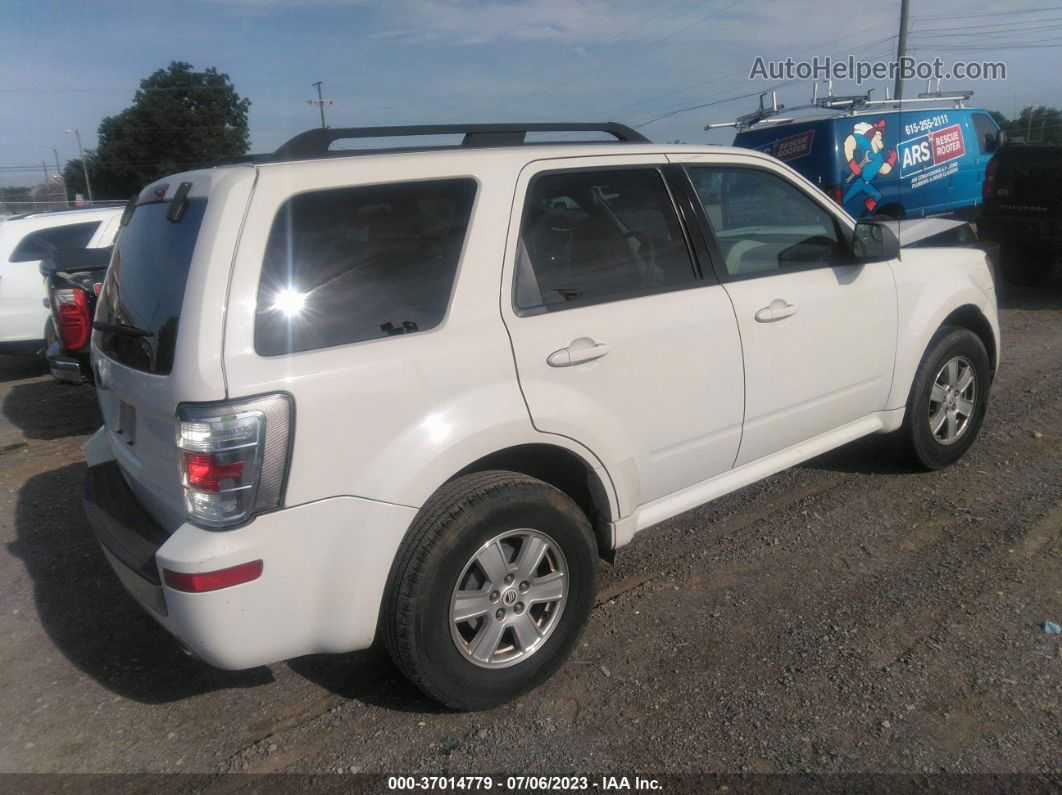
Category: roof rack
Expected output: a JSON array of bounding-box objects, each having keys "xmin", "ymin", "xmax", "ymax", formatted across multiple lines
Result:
[
  {"xmin": 272, "ymin": 123, "xmax": 650, "ymax": 159},
  {"xmin": 706, "ymin": 82, "xmax": 975, "ymax": 131}
]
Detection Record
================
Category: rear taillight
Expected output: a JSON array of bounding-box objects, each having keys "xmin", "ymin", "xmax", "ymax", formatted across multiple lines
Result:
[
  {"xmin": 982, "ymin": 158, "xmax": 997, "ymax": 204},
  {"xmin": 176, "ymin": 394, "xmax": 292, "ymax": 529},
  {"xmin": 824, "ymin": 185, "xmax": 844, "ymax": 206},
  {"xmin": 51, "ymin": 288, "xmax": 91, "ymax": 350}
]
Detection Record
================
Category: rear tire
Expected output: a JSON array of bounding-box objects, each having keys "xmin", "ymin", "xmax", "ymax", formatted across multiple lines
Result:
[
  {"xmin": 897, "ymin": 327, "xmax": 990, "ymax": 470},
  {"xmin": 999, "ymin": 242, "xmax": 1054, "ymax": 286},
  {"xmin": 43, "ymin": 320, "xmax": 63, "ymax": 384},
  {"xmin": 382, "ymin": 471, "xmax": 598, "ymax": 711}
]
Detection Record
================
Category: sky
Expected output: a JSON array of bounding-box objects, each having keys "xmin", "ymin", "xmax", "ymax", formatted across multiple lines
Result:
[{"xmin": 1, "ymin": 0, "xmax": 1060, "ymax": 187}]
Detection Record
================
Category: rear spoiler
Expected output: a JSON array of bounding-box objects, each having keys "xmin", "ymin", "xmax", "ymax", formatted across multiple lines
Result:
[{"xmin": 39, "ymin": 246, "xmax": 113, "ymax": 277}]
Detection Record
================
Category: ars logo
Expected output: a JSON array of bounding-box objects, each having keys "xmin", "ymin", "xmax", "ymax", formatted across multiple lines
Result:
[{"xmin": 901, "ymin": 124, "xmax": 966, "ymax": 177}]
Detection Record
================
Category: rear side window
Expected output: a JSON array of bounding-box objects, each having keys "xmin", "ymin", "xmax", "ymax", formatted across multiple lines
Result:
[
  {"xmin": 255, "ymin": 178, "xmax": 477, "ymax": 356},
  {"xmin": 95, "ymin": 199, "xmax": 207, "ymax": 375},
  {"xmin": 10, "ymin": 221, "xmax": 100, "ymax": 262},
  {"xmin": 514, "ymin": 168, "xmax": 696, "ymax": 314},
  {"xmin": 971, "ymin": 113, "xmax": 999, "ymax": 154}
]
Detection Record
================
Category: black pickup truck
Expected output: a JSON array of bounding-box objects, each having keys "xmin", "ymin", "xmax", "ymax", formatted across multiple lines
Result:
[
  {"xmin": 40, "ymin": 246, "xmax": 111, "ymax": 384},
  {"xmin": 979, "ymin": 143, "xmax": 1062, "ymax": 286}
]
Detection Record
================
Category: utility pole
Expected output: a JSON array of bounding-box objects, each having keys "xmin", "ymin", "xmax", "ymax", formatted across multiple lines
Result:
[
  {"xmin": 53, "ymin": 149, "xmax": 61, "ymax": 176},
  {"xmin": 42, "ymin": 162, "xmax": 49, "ymax": 180},
  {"xmin": 65, "ymin": 128, "xmax": 94, "ymax": 203},
  {"xmin": 307, "ymin": 81, "xmax": 333, "ymax": 129},
  {"xmin": 893, "ymin": 0, "xmax": 911, "ymax": 102}
]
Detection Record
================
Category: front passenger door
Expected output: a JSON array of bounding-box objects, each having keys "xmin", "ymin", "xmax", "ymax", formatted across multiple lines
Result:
[{"xmin": 682, "ymin": 162, "xmax": 898, "ymax": 467}]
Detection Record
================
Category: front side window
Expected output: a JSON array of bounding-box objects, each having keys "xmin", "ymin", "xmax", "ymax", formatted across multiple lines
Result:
[
  {"xmin": 10, "ymin": 221, "xmax": 100, "ymax": 262},
  {"xmin": 687, "ymin": 166, "xmax": 842, "ymax": 277},
  {"xmin": 514, "ymin": 168, "xmax": 697, "ymax": 314},
  {"xmin": 255, "ymin": 178, "xmax": 476, "ymax": 356}
]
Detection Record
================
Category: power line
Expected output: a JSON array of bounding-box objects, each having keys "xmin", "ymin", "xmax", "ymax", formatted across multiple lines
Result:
[
  {"xmin": 622, "ymin": 33, "xmax": 897, "ymax": 130},
  {"xmin": 436, "ymin": 0, "xmax": 741, "ymax": 122},
  {"xmin": 912, "ymin": 17, "xmax": 1062, "ymax": 34},
  {"xmin": 333, "ymin": 0, "xmax": 699, "ymax": 117},
  {"xmin": 914, "ymin": 5, "xmax": 1061, "ymax": 20},
  {"xmin": 583, "ymin": 19, "xmax": 899, "ymax": 126}
]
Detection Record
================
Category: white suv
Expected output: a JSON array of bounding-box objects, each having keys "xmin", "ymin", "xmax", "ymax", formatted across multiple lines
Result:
[
  {"xmin": 0, "ymin": 206, "xmax": 122, "ymax": 353},
  {"xmin": 83, "ymin": 123, "xmax": 999, "ymax": 710}
]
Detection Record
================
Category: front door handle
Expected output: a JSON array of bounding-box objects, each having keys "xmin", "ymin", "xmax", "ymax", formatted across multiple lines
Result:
[
  {"xmin": 754, "ymin": 299, "xmax": 798, "ymax": 323},
  {"xmin": 546, "ymin": 337, "xmax": 610, "ymax": 367}
]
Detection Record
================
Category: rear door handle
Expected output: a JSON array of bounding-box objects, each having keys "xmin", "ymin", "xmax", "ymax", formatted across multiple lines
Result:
[
  {"xmin": 754, "ymin": 299, "xmax": 798, "ymax": 323},
  {"xmin": 547, "ymin": 337, "xmax": 610, "ymax": 367}
]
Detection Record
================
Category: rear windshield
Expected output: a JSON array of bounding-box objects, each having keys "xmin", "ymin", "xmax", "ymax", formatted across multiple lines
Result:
[
  {"xmin": 94, "ymin": 198, "xmax": 207, "ymax": 375},
  {"xmin": 254, "ymin": 178, "xmax": 477, "ymax": 356},
  {"xmin": 10, "ymin": 221, "xmax": 100, "ymax": 262}
]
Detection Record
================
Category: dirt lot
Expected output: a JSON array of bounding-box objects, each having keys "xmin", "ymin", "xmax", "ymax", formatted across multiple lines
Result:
[{"xmin": 0, "ymin": 280, "xmax": 1059, "ymax": 781}]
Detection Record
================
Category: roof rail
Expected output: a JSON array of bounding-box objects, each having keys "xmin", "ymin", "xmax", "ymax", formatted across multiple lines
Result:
[{"xmin": 273, "ymin": 123, "xmax": 650, "ymax": 159}]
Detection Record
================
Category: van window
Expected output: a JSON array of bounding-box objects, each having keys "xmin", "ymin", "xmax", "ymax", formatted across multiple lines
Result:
[
  {"xmin": 972, "ymin": 113, "xmax": 999, "ymax": 154},
  {"xmin": 514, "ymin": 168, "xmax": 696, "ymax": 314},
  {"xmin": 255, "ymin": 178, "xmax": 476, "ymax": 356},
  {"xmin": 95, "ymin": 199, "xmax": 207, "ymax": 375},
  {"xmin": 687, "ymin": 166, "xmax": 842, "ymax": 277},
  {"xmin": 9, "ymin": 221, "xmax": 100, "ymax": 262}
]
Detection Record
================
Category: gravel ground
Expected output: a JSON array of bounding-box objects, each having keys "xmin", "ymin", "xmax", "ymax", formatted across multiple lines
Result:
[{"xmin": 0, "ymin": 278, "xmax": 1059, "ymax": 782}]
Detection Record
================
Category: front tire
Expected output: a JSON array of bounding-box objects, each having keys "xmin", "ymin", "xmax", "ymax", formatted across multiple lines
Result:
[
  {"xmin": 898, "ymin": 327, "xmax": 990, "ymax": 470},
  {"xmin": 382, "ymin": 471, "xmax": 598, "ymax": 710}
]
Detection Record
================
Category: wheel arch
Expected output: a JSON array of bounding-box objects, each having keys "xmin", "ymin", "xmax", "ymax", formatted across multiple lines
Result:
[
  {"xmin": 452, "ymin": 443, "xmax": 617, "ymax": 560},
  {"xmin": 940, "ymin": 303, "xmax": 998, "ymax": 379},
  {"xmin": 886, "ymin": 258, "xmax": 1000, "ymax": 412}
]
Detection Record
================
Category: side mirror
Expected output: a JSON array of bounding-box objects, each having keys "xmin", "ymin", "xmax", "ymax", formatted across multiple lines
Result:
[{"xmin": 852, "ymin": 219, "xmax": 900, "ymax": 262}]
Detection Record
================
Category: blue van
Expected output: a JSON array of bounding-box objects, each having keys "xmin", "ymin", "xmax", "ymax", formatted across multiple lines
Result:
[{"xmin": 732, "ymin": 107, "xmax": 1001, "ymax": 219}]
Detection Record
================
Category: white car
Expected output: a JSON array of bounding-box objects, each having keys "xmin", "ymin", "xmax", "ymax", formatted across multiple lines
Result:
[
  {"xmin": 0, "ymin": 206, "xmax": 122, "ymax": 353},
  {"xmin": 83, "ymin": 123, "xmax": 999, "ymax": 710}
]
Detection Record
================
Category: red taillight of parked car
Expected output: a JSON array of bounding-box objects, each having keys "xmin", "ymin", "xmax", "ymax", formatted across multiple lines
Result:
[
  {"xmin": 51, "ymin": 288, "xmax": 91, "ymax": 350},
  {"xmin": 162, "ymin": 560, "xmax": 264, "ymax": 593},
  {"xmin": 824, "ymin": 185, "xmax": 845, "ymax": 206},
  {"xmin": 982, "ymin": 158, "xmax": 997, "ymax": 204},
  {"xmin": 182, "ymin": 452, "xmax": 245, "ymax": 493}
]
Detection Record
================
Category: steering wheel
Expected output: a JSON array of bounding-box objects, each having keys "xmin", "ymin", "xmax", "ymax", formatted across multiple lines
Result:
[{"xmin": 778, "ymin": 235, "xmax": 837, "ymax": 266}]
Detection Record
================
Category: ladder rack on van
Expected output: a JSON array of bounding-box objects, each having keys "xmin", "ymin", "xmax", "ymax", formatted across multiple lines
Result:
[{"xmin": 706, "ymin": 84, "xmax": 975, "ymax": 131}]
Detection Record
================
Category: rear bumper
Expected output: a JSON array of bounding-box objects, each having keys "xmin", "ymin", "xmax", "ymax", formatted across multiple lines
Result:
[
  {"xmin": 83, "ymin": 450, "xmax": 418, "ymax": 670},
  {"xmin": 47, "ymin": 343, "xmax": 90, "ymax": 384},
  {"xmin": 0, "ymin": 339, "xmax": 45, "ymax": 356}
]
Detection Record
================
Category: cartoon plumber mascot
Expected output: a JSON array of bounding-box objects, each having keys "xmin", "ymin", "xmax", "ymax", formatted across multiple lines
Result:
[{"xmin": 843, "ymin": 118, "xmax": 897, "ymax": 215}]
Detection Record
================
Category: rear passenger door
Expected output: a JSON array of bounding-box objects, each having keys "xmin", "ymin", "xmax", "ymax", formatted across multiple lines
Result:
[
  {"xmin": 502, "ymin": 157, "xmax": 745, "ymax": 508},
  {"xmin": 676, "ymin": 157, "xmax": 897, "ymax": 466}
]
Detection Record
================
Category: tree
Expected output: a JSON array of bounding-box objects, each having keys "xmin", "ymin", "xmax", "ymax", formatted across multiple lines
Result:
[
  {"xmin": 988, "ymin": 106, "xmax": 1062, "ymax": 146},
  {"xmin": 70, "ymin": 62, "xmax": 251, "ymax": 198}
]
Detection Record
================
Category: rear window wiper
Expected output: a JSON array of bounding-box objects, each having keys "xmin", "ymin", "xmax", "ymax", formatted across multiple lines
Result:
[{"xmin": 93, "ymin": 320, "xmax": 152, "ymax": 337}]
